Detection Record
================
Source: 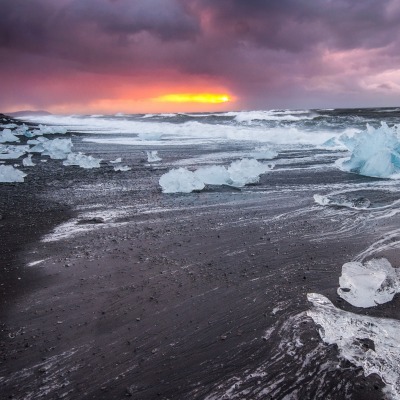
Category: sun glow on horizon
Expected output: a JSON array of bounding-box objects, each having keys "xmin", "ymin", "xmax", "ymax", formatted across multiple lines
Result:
[{"xmin": 154, "ymin": 93, "xmax": 232, "ymax": 104}]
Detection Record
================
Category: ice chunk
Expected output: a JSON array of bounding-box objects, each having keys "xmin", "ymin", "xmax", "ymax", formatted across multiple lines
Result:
[
  {"xmin": 1, "ymin": 123, "xmax": 17, "ymax": 129},
  {"xmin": 0, "ymin": 129, "xmax": 20, "ymax": 143},
  {"xmin": 113, "ymin": 165, "xmax": 131, "ymax": 171},
  {"xmin": 338, "ymin": 123, "xmax": 400, "ymax": 178},
  {"xmin": 146, "ymin": 150, "xmax": 162, "ymax": 162},
  {"xmin": 227, "ymin": 158, "xmax": 271, "ymax": 186},
  {"xmin": 0, "ymin": 145, "xmax": 29, "ymax": 159},
  {"xmin": 314, "ymin": 193, "xmax": 371, "ymax": 209},
  {"xmin": 33, "ymin": 124, "xmax": 68, "ymax": 136},
  {"xmin": 28, "ymin": 137, "xmax": 49, "ymax": 153},
  {"xmin": 159, "ymin": 168, "xmax": 205, "ymax": 193},
  {"xmin": 138, "ymin": 132, "xmax": 163, "ymax": 141},
  {"xmin": 22, "ymin": 154, "xmax": 35, "ymax": 167},
  {"xmin": 194, "ymin": 165, "xmax": 231, "ymax": 185},
  {"xmin": 337, "ymin": 258, "xmax": 400, "ymax": 308},
  {"xmin": 63, "ymin": 152, "xmax": 102, "ymax": 169},
  {"xmin": 159, "ymin": 159, "xmax": 273, "ymax": 193},
  {"xmin": 0, "ymin": 165, "xmax": 26, "ymax": 182},
  {"xmin": 247, "ymin": 147, "xmax": 278, "ymax": 160},
  {"xmin": 13, "ymin": 124, "xmax": 30, "ymax": 136},
  {"xmin": 110, "ymin": 157, "xmax": 122, "ymax": 164},
  {"xmin": 32, "ymin": 138, "xmax": 72, "ymax": 159},
  {"xmin": 307, "ymin": 292, "xmax": 400, "ymax": 399}
]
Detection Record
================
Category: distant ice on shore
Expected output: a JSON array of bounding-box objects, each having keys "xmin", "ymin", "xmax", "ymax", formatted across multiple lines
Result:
[{"xmin": 0, "ymin": 121, "xmax": 107, "ymax": 181}]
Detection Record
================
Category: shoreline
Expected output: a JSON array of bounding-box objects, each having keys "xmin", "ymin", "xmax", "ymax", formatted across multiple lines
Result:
[
  {"xmin": 0, "ymin": 114, "xmax": 74, "ymax": 322},
  {"xmin": 0, "ymin": 114, "xmax": 392, "ymax": 399}
]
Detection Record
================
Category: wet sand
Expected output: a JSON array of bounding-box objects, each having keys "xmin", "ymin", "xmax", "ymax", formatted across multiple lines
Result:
[{"xmin": 0, "ymin": 116, "xmax": 394, "ymax": 399}]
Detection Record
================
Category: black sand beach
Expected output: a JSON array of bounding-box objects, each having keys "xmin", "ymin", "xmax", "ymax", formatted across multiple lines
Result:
[{"xmin": 1, "ymin": 114, "xmax": 396, "ymax": 399}]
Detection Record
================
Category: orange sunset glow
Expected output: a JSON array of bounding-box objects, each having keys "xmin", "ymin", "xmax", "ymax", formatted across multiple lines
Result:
[{"xmin": 154, "ymin": 93, "xmax": 232, "ymax": 104}]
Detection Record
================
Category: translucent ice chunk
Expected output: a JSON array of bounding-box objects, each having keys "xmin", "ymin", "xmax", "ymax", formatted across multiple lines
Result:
[
  {"xmin": 337, "ymin": 258, "xmax": 400, "ymax": 308},
  {"xmin": 110, "ymin": 157, "xmax": 122, "ymax": 164},
  {"xmin": 22, "ymin": 154, "xmax": 35, "ymax": 167},
  {"xmin": 247, "ymin": 146, "xmax": 278, "ymax": 160},
  {"xmin": 0, "ymin": 145, "xmax": 29, "ymax": 159},
  {"xmin": 307, "ymin": 292, "xmax": 400, "ymax": 399},
  {"xmin": 159, "ymin": 159, "xmax": 273, "ymax": 193},
  {"xmin": 0, "ymin": 129, "xmax": 20, "ymax": 143},
  {"xmin": 33, "ymin": 124, "xmax": 68, "ymax": 136},
  {"xmin": 0, "ymin": 165, "xmax": 26, "ymax": 182},
  {"xmin": 194, "ymin": 165, "xmax": 231, "ymax": 185},
  {"xmin": 338, "ymin": 123, "xmax": 400, "ymax": 178},
  {"xmin": 159, "ymin": 168, "xmax": 205, "ymax": 193},
  {"xmin": 42, "ymin": 138, "xmax": 73, "ymax": 159},
  {"xmin": 227, "ymin": 158, "xmax": 271, "ymax": 186},
  {"xmin": 146, "ymin": 150, "xmax": 162, "ymax": 162},
  {"xmin": 314, "ymin": 193, "xmax": 371, "ymax": 209},
  {"xmin": 63, "ymin": 152, "xmax": 102, "ymax": 169},
  {"xmin": 113, "ymin": 165, "xmax": 131, "ymax": 171}
]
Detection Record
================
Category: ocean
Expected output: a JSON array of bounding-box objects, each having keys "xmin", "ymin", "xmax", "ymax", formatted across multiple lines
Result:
[{"xmin": 2, "ymin": 108, "xmax": 400, "ymax": 399}]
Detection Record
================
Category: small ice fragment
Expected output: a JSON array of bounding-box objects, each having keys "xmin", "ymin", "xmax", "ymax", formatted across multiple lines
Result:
[
  {"xmin": 0, "ymin": 165, "xmax": 26, "ymax": 182},
  {"xmin": 146, "ymin": 150, "xmax": 162, "ymax": 163},
  {"xmin": 138, "ymin": 132, "xmax": 163, "ymax": 140},
  {"xmin": 159, "ymin": 168, "xmax": 205, "ymax": 193},
  {"xmin": 0, "ymin": 145, "xmax": 29, "ymax": 159},
  {"xmin": 22, "ymin": 154, "xmax": 35, "ymax": 167},
  {"xmin": 313, "ymin": 193, "xmax": 371, "ymax": 209},
  {"xmin": 247, "ymin": 147, "xmax": 278, "ymax": 160},
  {"xmin": 0, "ymin": 129, "xmax": 20, "ymax": 143},
  {"xmin": 337, "ymin": 258, "xmax": 400, "ymax": 308},
  {"xmin": 27, "ymin": 259, "xmax": 46, "ymax": 267},
  {"xmin": 63, "ymin": 152, "xmax": 102, "ymax": 169},
  {"xmin": 114, "ymin": 165, "xmax": 131, "ymax": 171},
  {"xmin": 110, "ymin": 157, "xmax": 122, "ymax": 164}
]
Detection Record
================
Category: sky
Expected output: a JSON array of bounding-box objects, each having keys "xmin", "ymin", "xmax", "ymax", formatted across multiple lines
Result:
[{"xmin": 1, "ymin": 0, "xmax": 400, "ymax": 114}]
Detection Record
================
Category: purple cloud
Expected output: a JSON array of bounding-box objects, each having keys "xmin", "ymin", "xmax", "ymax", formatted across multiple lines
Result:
[{"xmin": 1, "ymin": 0, "xmax": 400, "ymax": 111}]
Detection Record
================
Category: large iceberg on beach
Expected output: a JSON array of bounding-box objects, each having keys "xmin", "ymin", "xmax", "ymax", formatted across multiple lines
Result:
[
  {"xmin": 338, "ymin": 123, "xmax": 400, "ymax": 178},
  {"xmin": 159, "ymin": 158, "xmax": 273, "ymax": 193},
  {"xmin": 307, "ymin": 292, "xmax": 400, "ymax": 399},
  {"xmin": 337, "ymin": 258, "xmax": 400, "ymax": 308},
  {"xmin": 0, "ymin": 165, "xmax": 26, "ymax": 182}
]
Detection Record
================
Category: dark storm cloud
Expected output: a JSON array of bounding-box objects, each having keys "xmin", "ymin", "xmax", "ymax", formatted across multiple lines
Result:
[
  {"xmin": 1, "ymin": 0, "xmax": 400, "ymax": 110},
  {"xmin": 191, "ymin": 0, "xmax": 400, "ymax": 51}
]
